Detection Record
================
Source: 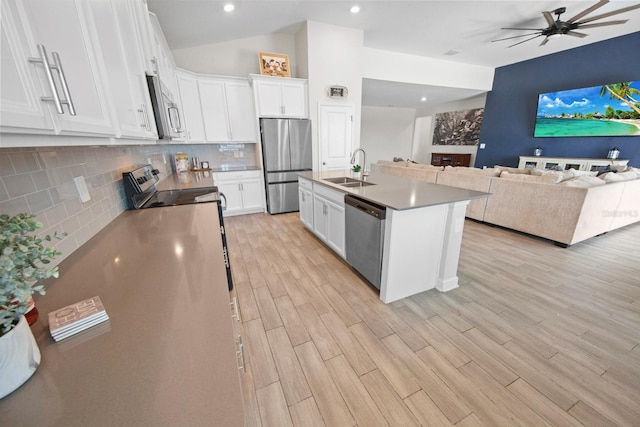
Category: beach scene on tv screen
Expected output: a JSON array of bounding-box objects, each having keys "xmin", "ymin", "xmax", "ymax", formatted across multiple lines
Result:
[{"xmin": 534, "ymin": 81, "xmax": 640, "ymax": 137}]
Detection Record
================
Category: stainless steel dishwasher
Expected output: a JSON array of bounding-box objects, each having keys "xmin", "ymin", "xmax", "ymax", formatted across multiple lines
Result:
[{"xmin": 344, "ymin": 195, "xmax": 386, "ymax": 289}]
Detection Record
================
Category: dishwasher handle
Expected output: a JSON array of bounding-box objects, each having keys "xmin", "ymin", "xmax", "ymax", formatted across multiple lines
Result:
[{"xmin": 344, "ymin": 195, "xmax": 386, "ymax": 219}]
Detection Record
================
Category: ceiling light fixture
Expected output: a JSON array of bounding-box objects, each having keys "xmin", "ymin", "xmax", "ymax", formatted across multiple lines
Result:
[
  {"xmin": 350, "ymin": 5, "xmax": 360, "ymax": 14},
  {"xmin": 223, "ymin": 3, "xmax": 235, "ymax": 12},
  {"xmin": 420, "ymin": 97, "xmax": 427, "ymax": 102}
]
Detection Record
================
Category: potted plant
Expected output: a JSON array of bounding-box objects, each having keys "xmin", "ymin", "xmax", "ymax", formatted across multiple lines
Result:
[
  {"xmin": 0, "ymin": 213, "xmax": 63, "ymax": 399},
  {"xmin": 351, "ymin": 164, "xmax": 362, "ymax": 178}
]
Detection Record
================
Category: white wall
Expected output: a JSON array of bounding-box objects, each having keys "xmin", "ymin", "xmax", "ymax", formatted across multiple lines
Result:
[
  {"xmin": 305, "ymin": 21, "xmax": 364, "ymax": 171},
  {"xmin": 363, "ymin": 48, "xmax": 494, "ymax": 91},
  {"xmin": 172, "ymin": 33, "xmax": 298, "ymax": 77},
  {"xmin": 413, "ymin": 94, "xmax": 487, "ymax": 167},
  {"xmin": 361, "ymin": 106, "xmax": 416, "ymax": 168}
]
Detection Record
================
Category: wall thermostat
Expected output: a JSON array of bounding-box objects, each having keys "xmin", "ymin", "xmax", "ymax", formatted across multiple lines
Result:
[{"xmin": 328, "ymin": 85, "xmax": 348, "ymax": 98}]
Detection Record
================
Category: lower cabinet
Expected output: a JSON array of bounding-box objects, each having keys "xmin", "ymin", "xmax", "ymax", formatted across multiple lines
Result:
[
  {"xmin": 298, "ymin": 178, "xmax": 314, "ymax": 230},
  {"xmin": 310, "ymin": 184, "xmax": 345, "ymax": 258},
  {"xmin": 214, "ymin": 170, "xmax": 264, "ymax": 217}
]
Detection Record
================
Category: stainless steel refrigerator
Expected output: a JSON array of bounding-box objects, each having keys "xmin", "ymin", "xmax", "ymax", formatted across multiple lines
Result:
[{"xmin": 260, "ymin": 118, "xmax": 312, "ymax": 214}]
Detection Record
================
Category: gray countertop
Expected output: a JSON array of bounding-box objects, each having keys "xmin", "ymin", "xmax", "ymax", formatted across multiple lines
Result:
[
  {"xmin": 0, "ymin": 204, "xmax": 243, "ymax": 426},
  {"xmin": 298, "ymin": 170, "xmax": 490, "ymax": 210},
  {"xmin": 156, "ymin": 170, "xmax": 217, "ymax": 191}
]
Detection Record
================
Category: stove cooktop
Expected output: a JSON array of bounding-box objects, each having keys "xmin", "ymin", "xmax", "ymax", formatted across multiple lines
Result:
[{"xmin": 142, "ymin": 187, "xmax": 220, "ymax": 208}]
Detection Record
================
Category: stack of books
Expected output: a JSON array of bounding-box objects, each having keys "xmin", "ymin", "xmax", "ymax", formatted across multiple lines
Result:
[{"xmin": 48, "ymin": 296, "xmax": 109, "ymax": 342}]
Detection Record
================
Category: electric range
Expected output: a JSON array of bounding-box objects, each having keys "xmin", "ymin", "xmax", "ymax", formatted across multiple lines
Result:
[{"xmin": 122, "ymin": 165, "xmax": 232, "ymax": 290}]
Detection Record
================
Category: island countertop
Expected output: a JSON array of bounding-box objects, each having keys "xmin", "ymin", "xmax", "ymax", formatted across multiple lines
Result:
[
  {"xmin": 0, "ymin": 204, "xmax": 243, "ymax": 426},
  {"xmin": 298, "ymin": 170, "xmax": 490, "ymax": 210}
]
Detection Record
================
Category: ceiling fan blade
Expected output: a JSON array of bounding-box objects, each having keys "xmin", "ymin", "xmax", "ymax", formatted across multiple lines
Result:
[
  {"xmin": 566, "ymin": 31, "xmax": 588, "ymax": 38},
  {"xmin": 507, "ymin": 34, "xmax": 544, "ymax": 48},
  {"xmin": 542, "ymin": 11, "xmax": 555, "ymax": 27},
  {"xmin": 501, "ymin": 27, "xmax": 545, "ymax": 31},
  {"xmin": 540, "ymin": 36, "xmax": 550, "ymax": 46},
  {"xmin": 578, "ymin": 20, "xmax": 629, "ymax": 29},
  {"xmin": 577, "ymin": 3, "xmax": 640, "ymax": 24},
  {"xmin": 567, "ymin": 0, "xmax": 609, "ymax": 23},
  {"xmin": 492, "ymin": 32, "xmax": 543, "ymax": 42}
]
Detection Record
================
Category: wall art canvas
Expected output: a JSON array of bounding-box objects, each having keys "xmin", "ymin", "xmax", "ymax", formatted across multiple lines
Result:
[
  {"xmin": 433, "ymin": 108, "xmax": 484, "ymax": 145},
  {"xmin": 534, "ymin": 81, "xmax": 640, "ymax": 137},
  {"xmin": 259, "ymin": 52, "xmax": 291, "ymax": 77}
]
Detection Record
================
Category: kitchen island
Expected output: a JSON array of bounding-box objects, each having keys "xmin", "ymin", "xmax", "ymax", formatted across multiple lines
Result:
[
  {"xmin": 298, "ymin": 170, "xmax": 490, "ymax": 303},
  {"xmin": 0, "ymin": 203, "xmax": 243, "ymax": 426}
]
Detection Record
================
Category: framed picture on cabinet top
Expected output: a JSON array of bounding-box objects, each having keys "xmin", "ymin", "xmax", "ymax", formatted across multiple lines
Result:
[{"xmin": 259, "ymin": 52, "xmax": 291, "ymax": 77}]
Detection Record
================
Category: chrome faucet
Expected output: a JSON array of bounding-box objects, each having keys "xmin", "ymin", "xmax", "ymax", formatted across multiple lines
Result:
[{"xmin": 350, "ymin": 148, "xmax": 367, "ymax": 176}]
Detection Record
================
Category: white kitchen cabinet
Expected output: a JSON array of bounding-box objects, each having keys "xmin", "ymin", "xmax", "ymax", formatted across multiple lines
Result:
[
  {"xmin": 312, "ymin": 184, "xmax": 345, "ymax": 258},
  {"xmin": 198, "ymin": 79, "xmax": 230, "ymax": 142},
  {"xmin": 148, "ymin": 12, "xmax": 177, "ymax": 99},
  {"xmin": 298, "ymin": 178, "xmax": 314, "ymax": 230},
  {"xmin": 224, "ymin": 81, "xmax": 257, "ymax": 142},
  {"xmin": 214, "ymin": 170, "xmax": 264, "ymax": 217},
  {"xmin": 176, "ymin": 70, "xmax": 206, "ymax": 143},
  {"xmin": 199, "ymin": 77, "xmax": 257, "ymax": 143},
  {"xmin": 1, "ymin": 0, "xmax": 115, "ymax": 137},
  {"xmin": 88, "ymin": 0, "xmax": 157, "ymax": 140},
  {"xmin": 129, "ymin": 0, "xmax": 157, "ymax": 76},
  {"xmin": 250, "ymin": 75, "xmax": 308, "ymax": 118}
]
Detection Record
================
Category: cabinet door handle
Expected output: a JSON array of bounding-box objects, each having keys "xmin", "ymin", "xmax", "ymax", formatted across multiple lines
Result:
[
  {"xmin": 29, "ymin": 44, "xmax": 64, "ymax": 114},
  {"xmin": 230, "ymin": 296, "xmax": 241, "ymax": 322},
  {"xmin": 50, "ymin": 51, "xmax": 76, "ymax": 115},
  {"xmin": 138, "ymin": 104, "xmax": 152, "ymax": 131},
  {"xmin": 236, "ymin": 336, "xmax": 245, "ymax": 373}
]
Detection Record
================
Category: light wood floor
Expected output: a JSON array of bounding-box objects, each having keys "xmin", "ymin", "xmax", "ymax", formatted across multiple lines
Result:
[{"xmin": 224, "ymin": 212, "xmax": 640, "ymax": 427}]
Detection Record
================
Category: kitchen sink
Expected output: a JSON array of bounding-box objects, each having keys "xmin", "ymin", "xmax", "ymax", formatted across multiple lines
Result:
[
  {"xmin": 324, "ymin": 176, "xmax": 361, "ymax": 184},
  {"xmin": 341, "ymin": 181, "xmax": 376, "ymax": 188},
  {"xmin": 323, "ymin": 176, "xmax": 376, "ymax": 188}
]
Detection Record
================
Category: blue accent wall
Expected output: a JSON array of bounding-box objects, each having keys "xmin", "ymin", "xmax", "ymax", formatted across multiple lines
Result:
[{"xmin": 476, "ymin": 32, "xmax": 640, "ymax": 168}]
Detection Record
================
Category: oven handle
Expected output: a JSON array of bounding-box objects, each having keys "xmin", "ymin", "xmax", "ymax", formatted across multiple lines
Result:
[{"xmin": 219, "ymin": 192, "xmax": 227, "ymax": 211}]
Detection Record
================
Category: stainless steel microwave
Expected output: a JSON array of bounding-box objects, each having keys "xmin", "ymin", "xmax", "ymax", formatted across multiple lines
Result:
[{"xmin": 146, "ymin": 74, "xmax": 184, "ymax": 140}]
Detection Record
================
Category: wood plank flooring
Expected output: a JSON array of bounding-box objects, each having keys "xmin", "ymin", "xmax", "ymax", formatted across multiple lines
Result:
[{"xmin": 224, "ymin": 213, "xmax": 640, "ymax": 427}]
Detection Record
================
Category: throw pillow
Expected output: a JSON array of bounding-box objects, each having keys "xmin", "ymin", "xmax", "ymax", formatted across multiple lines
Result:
[
  {"xmin": 500, "ymin": 170, "xmax": 563, "ymax": 184},
  {"xmin": 494, "ymin": 165, "xmax": 531, "ymax": 175},
  {"xmin": 559, "ymin": 175, "xmax": 606, "ymax": 187}
]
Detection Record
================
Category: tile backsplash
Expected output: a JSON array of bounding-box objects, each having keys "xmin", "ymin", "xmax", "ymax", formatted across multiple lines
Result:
[{"xmin": 0, "ymin": 142, "xmax": 260, "ymax": 265}]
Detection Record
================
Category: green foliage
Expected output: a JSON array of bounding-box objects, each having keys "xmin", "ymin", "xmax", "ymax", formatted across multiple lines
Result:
[
  {"xmin": 352, "ymin": 164, "xmax": 362, "ymax": 172},
  {"xmin": 0, "ymin": 213, "xmax": 63, "ymax": 335}
]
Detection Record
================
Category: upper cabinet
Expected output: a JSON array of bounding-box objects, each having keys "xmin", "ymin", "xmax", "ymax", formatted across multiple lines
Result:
[
  {"xmin": 87, "ymin": 0, "xmax": 157, "ymax": 140},
  {"xmin": 1, "ymin": 0, "xmax": 115, "ymax": 137},
  {"xmin": 175, "ymin": 70, "xmax": 205, "ymax": 143},
  {"xmin": 1, "ymin": 0, "xmax": 158, "ymax": 145},
  {"xmin": 250, "ymin": 75, "xmax": 308, "ymax": 118},
  {"xmin": 148, "ymin": 12, "xmax": 177, "ymax": 99},
  {"xmin": 179, "ymin": 73, "xmax": 257, "ymax": 143}
]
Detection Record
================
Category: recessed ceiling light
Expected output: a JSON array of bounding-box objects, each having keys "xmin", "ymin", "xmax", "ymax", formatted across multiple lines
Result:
[
  {"xmin": 420, "ymin": 97, "xmax": 427, "ymax": 102},
  {"xmin": 350, "ymin": 5, "xmax": 360, "ymax": 14},
  {"xmin": 223, "ymin": 3, "xmax": 235, "ymax": 12}
]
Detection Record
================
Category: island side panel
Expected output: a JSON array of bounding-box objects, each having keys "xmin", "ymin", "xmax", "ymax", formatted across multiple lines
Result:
[
  {"xmin": 436, "ymin": 201, "xmax": 469, "ymax": 292},
  {"xmin": 379, "ymin": 205, "xmax": 447, "ymax": 303}
]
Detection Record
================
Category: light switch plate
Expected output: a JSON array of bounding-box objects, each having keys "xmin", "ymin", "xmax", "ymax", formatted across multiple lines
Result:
[
  {"xmin": 73, "ymin": 176, "xmax": 91, "ymax": 203},
  {"xmin": 479, "ymin": 143, "xmax": 486, "ymax": 149}
]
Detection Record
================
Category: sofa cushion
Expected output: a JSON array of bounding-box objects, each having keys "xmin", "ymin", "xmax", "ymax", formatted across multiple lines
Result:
[
  {"xmin": 560, "ymin": 168, "xmax": 598, "ymax": 181},
  {"xmin": 601, "ymin": 170, "xmax": 640, "ymax": 183},
  {"xmin": 409, "ymin": 163, "xmax": 444, "ymax": 171},
  {"xmin": 559, "ymin": 175, "xmax": 607, "ymax": 188},
  {"xmin": 444, "ymin": 166, "xmax": 501, "ymax": 176},
  {"xmin": 494, "ymin": 165, "xmax": 531, "ymax": 175},
  {"xmin": 500, "ymin": 170, "xmax": 563, "ymax": 184}
]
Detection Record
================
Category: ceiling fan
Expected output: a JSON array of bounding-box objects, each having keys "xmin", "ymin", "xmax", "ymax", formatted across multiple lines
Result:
[{"xmin": 492, "ymin": 0, "xmax": 640, "ymax": 48}]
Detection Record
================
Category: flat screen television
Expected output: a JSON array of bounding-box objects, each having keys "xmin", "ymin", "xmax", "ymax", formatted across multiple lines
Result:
[{"xmin": 534, "ymin": 81, "xmax": 640, "ymax": 137}]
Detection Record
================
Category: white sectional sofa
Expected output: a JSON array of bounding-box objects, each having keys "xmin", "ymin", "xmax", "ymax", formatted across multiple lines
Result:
[{"xmin": 371, "ymin": 160, "xmax": 640, "ymax": 246}]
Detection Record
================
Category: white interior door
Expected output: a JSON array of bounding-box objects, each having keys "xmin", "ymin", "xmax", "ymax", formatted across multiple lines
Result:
[{"xmin": 319, "ymin": 104, "xmax": 353, "ymax": 171}]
